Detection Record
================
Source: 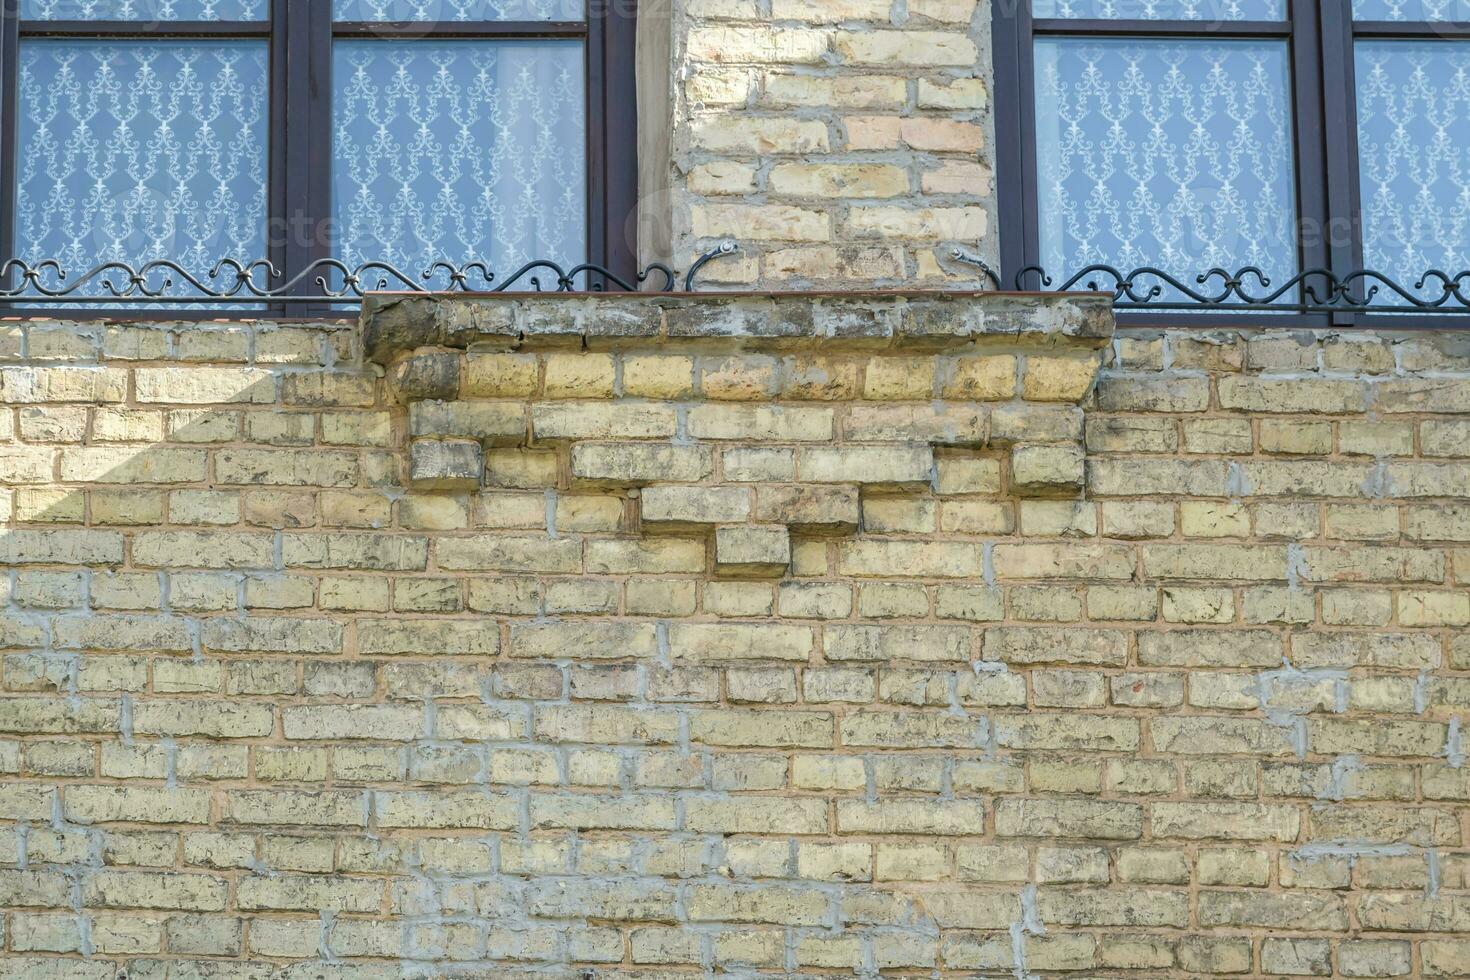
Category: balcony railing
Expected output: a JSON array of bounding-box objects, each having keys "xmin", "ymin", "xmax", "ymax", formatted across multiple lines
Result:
[
  {"xmin": 954, "ymin": 250, "xmax": 1470, "ymax": 317},
  {"xmin": 1, "ymin": 242, "xmax": 1467, "ymax": 320},
  {"xmin": 0, "ymin": 243, "xmax": 740, "ymax": 307}
]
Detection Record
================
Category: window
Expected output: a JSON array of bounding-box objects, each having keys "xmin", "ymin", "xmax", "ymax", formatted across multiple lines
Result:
[
  {"xmin": 0, "ymin": 0, "xmax": 637, "ymax": 304},
  {"xmin": 994, "ymin": 0, "xmax": 1470, "ymax": 319}
]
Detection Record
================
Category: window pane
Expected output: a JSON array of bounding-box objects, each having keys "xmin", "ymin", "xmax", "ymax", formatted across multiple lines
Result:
[
  {"xmin": 1356, "ymin": 40, "xmax": 1470, "ymax": 297},
  {"xmin": 20, "ymin": 0, "xmax": 267, "ymax": 18},
  {"xmin": 333, "ymin": 0, "xmax": 584, "ymax": 21},
  {"xmin": 332, "ymin": 40, "xmax": 586, "ymax": 279},
  {"xmin": 1032, "ymin": 0, "xmax": 1284, "ymax": 20},
  {"xmin": 1034, "ymin": 38, "xmax": 1298, "ymax": 301},
  {"xmin": 1351, "ymin": 0, "xmax": 1470, "ymax": 20},
  {"xmin": 15, "ymin": 40, "xmax": 269, "ymax": 279}
]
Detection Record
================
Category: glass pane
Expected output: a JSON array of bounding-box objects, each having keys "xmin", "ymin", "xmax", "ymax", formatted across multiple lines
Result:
[
  {"xmin": 1034, "ymin": 38, "xmax": 1298, "ymax": 303},
  {"xmin": 20, "ymin": 0, "xmax": 268, "ymax": 19},
  {"xmin": 332, "ymin": 40, "xmax": 586, "ymax": 281},
  {"xmin": 1351, "ymin": 0, "xmax": 1470, "ymax": 20},
  {"xmin": 333, "ymin": 0, "xmax": 584, "ymax": 20},
  {"xmin": 1356, "ymin": 40, "xmax": 1470, "ymax": 301},
  {"xmin": 1032, "ymin": 0, "xmax": 1284, "ymax": 19},
  {"xmin": 15, "ymin": 40, "xmax": 269, "ymax": 284}
]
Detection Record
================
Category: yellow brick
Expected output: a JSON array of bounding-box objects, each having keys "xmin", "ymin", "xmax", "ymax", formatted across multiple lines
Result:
[
  {"xmin": 768, "ymin": 162, "xmax": 910, "ymax": 198},
  {"xmin": 621, "ymin": 356, "xmax": 695, "ymax": 398},
  {"xmin": 863, "ymin": 357, "xmax": 934, "ymax": 399},
  {"xmin": 544, "ymin": 353, "xmax": 615, "ymax": 398},
  {"xmin": 461, "ymin": 352, "xmax": 538, "ymax": 397}
]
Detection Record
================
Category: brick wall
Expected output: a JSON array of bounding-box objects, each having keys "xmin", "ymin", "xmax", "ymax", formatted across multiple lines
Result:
[
  {"xmin": 664, "ymin": 0, "xmax": 993, "ymax": 288},
  {"xmin": 1, "ymin": 294, "xmax": 1468, "ymax": 978}
]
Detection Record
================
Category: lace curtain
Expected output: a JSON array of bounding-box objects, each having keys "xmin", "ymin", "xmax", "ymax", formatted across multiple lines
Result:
[
  {"xmin": 1352, "ymin": 0, "xmax": 1470, "ymax": 18},
  {"xmin": 15, "ymin": 40, "xmax": 269, "ymax": 277},
  {"xmin": 1355, "ymin": 40, "xmax": 1470, "ymax": 291},
  {"xmin": 1033, "ymin": 38, "xmax": 1297, "ymax": 298},
  {"xmin": 1032, "ymin": 0, "xmax": 1283, "ymax": 18},
  {"xmin": 331, "ymin": 40, "xmax": 586, "ymax": 276},
  {"xmin": 333, "ymin": 0, "xmax": 583, "ymax": 19},
  {"xmin": 20, "ymin": 0, "xmax": 267, "ymax": 18}
]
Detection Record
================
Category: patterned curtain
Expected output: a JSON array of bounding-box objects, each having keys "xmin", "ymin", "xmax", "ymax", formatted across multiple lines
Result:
[
  {"xmin": 331, "ymin": 39, "xmax": 587, "ymax": 277},
  {"xmin": 1355, "ymin": 40, "xmax": 1470, "ymax": 296},
  {"xmin": 20, "ymin": 0, "xmax": 267, "ymax": 18},
  {"xmin": 1032, "ymin": 0, "xmax": 1282, "ymax": 18},
  {"xmin": 333, "ymin": 0, "xmax": 582, "ymax": 19},
  {"xmin": 1351, "ymin": 0, "xmax": 1470, "ymax": 18},
  {"xmin": 1033, "ymin": 37, "xmax": 1297, "ymax": 301},
  {"xmin": 15, "ymin": 40, "xmax": 269, "ymax": 277}
]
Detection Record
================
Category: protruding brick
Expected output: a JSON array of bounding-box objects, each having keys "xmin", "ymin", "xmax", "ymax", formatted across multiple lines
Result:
[
  {"xmin": 571, "ymin": 442, "xmax": 714, "ymax": 485},
  {"xmin": 1011, "ymin": 444, "xmax": 1085, "ymax": 495},
  {"xmin": 408, "ymin": 439, "xmax": 483, "ymax": 491},
  {"xmin": 641, "ymin": 485, "xmax": 752, "ymax": 527},
  {"xmin": 715, "ymin": 525, "xmax": 792, "ymax": 577}
]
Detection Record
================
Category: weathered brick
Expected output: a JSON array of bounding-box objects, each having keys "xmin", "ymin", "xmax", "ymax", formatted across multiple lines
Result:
[
  {"xmin": 510, "ymin": 622, "xmax": 657, "ymax": 660},
  {"xmin": 996, "ymin": 799, "xmax": 1142, "ymax": 839},
  {"xmin": 641, "ymin": 485, "xmax": 751, "ymax": 526},
  {"xmin": 1151, "ymin": 802, "xmax": 1299, "ymax": 841},
  {"xmin": 825, "ymin": 624, "xmax": 968, "ymax": 662},
  {"xmin": 357, "ymin": 619, "xmax": 498, "ymax": 656},
  {"xmin": 63, "ymin": 785, "xmax": 210, "ymax": 825},
  {"xmin": 84, "ymin": 871, "xmax": 229, "ymax": 911},
  {"xmin": 6, "ymin": 293, "xmax": 1465, "ymax": 968},
  {"xmin": 436, "ymin": 535, "xmax": 581, "ymax": 573},
  {"xmin": 669, "ymin": 623, "xmax": 814, "ymax": 662},
  {"xmin": 1200, "ymin": 891, "xmax": 1348, "ymax": 930},
  {"xmin": 690, "ymin": 524, "xmax": 780, "ymax": 577},
  {"xmin": 798, "ymin": 446, "xmax": 933, "ymax": 485},
  {"xmin": 837, "ymin": 799, "xmax": 985, "ymax": 835},
  {"xmin": 983, "ymin": 627, "xmax": 1127, "ymax": 667},
  {"xmin": 220, "ymin": 789, "xmax": 365, "ymax": 827},
  {"xmin": 571, "ymin": 442, "xmax": 714, "ymax": 484}
]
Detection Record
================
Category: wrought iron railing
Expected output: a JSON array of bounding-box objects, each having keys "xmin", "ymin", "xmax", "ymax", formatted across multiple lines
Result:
[
  {"xmin": 952, "ymin": 249, "xmax": 1470, "ymax": 315},
  {"xmin": 1, "ymin": 242, "xmax": 1466, "ymax": 316},
  {"xmin": 0, "ymin": 242, "xmax": 741, "ymax": 306}
]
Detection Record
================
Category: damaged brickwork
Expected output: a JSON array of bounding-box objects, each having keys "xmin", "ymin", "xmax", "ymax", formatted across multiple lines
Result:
[{"xmin": 0, "ymin": 293, "xmax": 1468, "ymax": 978}]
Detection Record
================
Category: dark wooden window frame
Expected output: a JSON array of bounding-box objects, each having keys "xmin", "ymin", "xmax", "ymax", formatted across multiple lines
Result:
[
  {"xmin": 0, "ymin": 0, "xmax": 639, "ymax": 314},
  {"xmin": 993, "ymin": 0, "xmax": 1470, "ymax": 327}
]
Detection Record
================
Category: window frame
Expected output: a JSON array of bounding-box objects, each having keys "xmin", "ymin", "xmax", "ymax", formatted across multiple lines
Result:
[
  {"xmin": 993, "ymin": 0, "xmax": 1470, "ymax": 327},
  {"xmin": 0, "ymin": 0, "xmax": 638, "ymax": 315}
]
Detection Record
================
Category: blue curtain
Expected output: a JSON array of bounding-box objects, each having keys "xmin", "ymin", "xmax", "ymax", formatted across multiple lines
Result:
[
  {"xmin": 332, "ymin": 39, "xmax": 587, "ymax": 277},
  {"xmin": 1033, "ymin": 37, "xmax": 1297, "ymax": 300},
  {"xmin": 16, "ymin": 40, "xmax": 269, "ymax": 278}
]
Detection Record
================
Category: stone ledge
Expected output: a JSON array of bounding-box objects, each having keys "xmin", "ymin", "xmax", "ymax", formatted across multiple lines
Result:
[
  {"xmin": 361, "ymin": 290, "xmax": 1115, "ymax": 364},
  {"xmin": 363, "ymin": 291, "xmax": 1116, "ymax": 577}
]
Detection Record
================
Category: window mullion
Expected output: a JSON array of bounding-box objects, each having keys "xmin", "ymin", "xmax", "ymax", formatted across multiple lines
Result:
[
  {"xmin": 583, "ymin": 0, "xmax": 637, "ymax": 282},
  {"xmin": 992, "ymin": 0, "xmax": 1038, "ymax": 287},
  {"xmin": 276, "ymin": 0, "xmax": 332, "ymax": 302},
  {"xmin": 0, "ymin": 0, "xmax": 20, "ymax": 279},
  {"xmin": 1318, "ymin": 0, "xmax": 1366, "ymax": 297},
  {"xmin": 1287, "ymin": 0, "xmax": 1335, "ymax": 303}
]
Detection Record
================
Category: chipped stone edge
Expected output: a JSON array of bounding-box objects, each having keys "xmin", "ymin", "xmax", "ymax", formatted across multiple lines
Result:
[{"xmin": 360, "ymin": 291, "xmax": 1115, "ymax": 365}]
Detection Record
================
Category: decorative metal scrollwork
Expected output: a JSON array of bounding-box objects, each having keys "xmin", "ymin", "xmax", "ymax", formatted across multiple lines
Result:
[
  {"xmin": 951, "ymin": 249, "xmax": 1470, "ymax": 315},
  {"xmin": 0, "ymin": 242, "xmax": 742, "ymax": 306}
]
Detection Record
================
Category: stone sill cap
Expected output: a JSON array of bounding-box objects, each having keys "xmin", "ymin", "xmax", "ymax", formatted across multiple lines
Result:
[{"xmin": 361, "ymin": 290, "xmax": 1115, "ymax": 365}]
